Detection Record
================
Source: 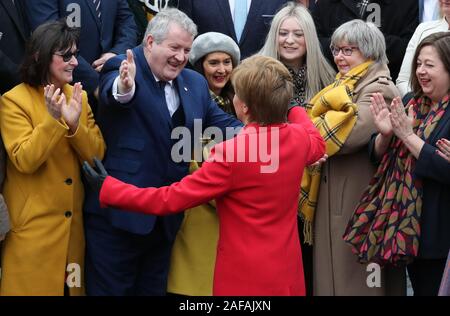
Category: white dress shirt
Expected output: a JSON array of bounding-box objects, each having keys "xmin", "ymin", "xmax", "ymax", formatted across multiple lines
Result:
[{"xmin": 113, "ymin": 75, "xmax": 180, "ymax": 116}]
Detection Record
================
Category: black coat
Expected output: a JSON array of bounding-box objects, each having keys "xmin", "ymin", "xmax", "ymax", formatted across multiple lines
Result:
[
  {"xmin": 414, "ymin": 105, "xmax": 450, "ymax": 259},
  {"xmin": 0, "ymin": 0, "xmax": 29, "ymax": 94},
  {"xmin": 311, "ymin": 0, "xmax": 419, "ymax": 81}
]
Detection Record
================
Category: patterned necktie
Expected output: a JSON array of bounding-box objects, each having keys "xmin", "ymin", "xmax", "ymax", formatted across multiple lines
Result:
[
  {"xmin": 234, "ymin": 0, "xmax": 248, "ymax": 42},
  {"xmin": 92, "ymin": 0, "xmax": 102, "ymax": 20}
]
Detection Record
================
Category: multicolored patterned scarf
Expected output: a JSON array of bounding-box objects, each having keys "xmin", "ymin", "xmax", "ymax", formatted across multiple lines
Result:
[
  {"xmin": 343, "ymin": 94, "xmax": 450, "ymax": 266},
  {"xmin": 299, "ymin": 61, "xmax": 373, "ymax": 245}
]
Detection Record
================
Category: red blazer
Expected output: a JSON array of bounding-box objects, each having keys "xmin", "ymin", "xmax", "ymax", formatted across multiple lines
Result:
[{"xmin": 100, "ymin": 107, "xmax": 325, "ymax": 296}]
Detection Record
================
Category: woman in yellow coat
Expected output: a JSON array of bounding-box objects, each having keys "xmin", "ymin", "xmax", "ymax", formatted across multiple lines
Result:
[{"xmin": 0, "ymin": 20, "xmax": 105, "ymax": 296}]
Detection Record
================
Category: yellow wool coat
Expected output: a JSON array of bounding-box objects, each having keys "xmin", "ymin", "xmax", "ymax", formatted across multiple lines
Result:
[{"xmin": 0, "ymin": 83, "xmax": 105, "ymax": 296}]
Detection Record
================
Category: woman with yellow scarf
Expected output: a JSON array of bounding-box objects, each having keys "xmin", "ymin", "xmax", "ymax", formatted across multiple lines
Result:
[{"xmin": 300, "ymin": 20, "xmax": 406, "ymax": 295}]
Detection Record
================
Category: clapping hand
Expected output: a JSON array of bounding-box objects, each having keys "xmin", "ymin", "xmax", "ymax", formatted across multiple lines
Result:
[
  {"xmin": 44, "ymin": 83, "xmax": 82, "ymax": 134},
  {"xmin": 370, "ymin": 93, "xmax": 393, "ymax": 137},
  {"xmin": 389, "ymin": 97, "xmax": 414, "ymax": 141},
  {"xmin": 436, "ymin": 138, "xmax": 450, "ymax": 163},
  {"xmin": 82, "ymin": 157, "xmax": 108, "ymax": 193},
  {"xmin": 61, "ymin": 82, "xmax": 82, "ymax": 133},
  {"xmin": 118, "ymin": 49, "xmax": 136, "ymax": 94},
  {"xmin": 44, "ymin": 84, "xmax": 63, "ymax": 120}
]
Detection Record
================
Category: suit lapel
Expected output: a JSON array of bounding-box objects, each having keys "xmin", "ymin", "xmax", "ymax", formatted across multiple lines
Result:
[
  {"xmin": 83, "ymin": 0, "xmax": 102, "ymax": 33},
  {"xmin": 174, "ymin": 74, "xmax": 192, "ymax": 131},
  {"xmin": 216, "ymin": 0, "xmax": 237, "ymax": 41},
  {"xmin": 0, "ymin": 0, "xmax": 27, "ymax": 40}
]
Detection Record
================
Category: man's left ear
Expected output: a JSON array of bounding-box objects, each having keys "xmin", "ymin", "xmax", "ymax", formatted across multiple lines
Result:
[{"xmin": 242, "ymin": 104, "xmax": 249, "ymax": 114}]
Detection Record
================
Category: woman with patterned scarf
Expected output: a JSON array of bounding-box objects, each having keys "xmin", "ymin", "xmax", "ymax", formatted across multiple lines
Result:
[
  {"xmin": 165, "ymin": 32, "xmax": 241, "ymax": 296},
  {"xmin": 300, "ymin": 19, "xmax": 406, "ymax": 295},
  {"xmin": 345, "ymin": 32, "xmax": 450, "ymax": 296}
]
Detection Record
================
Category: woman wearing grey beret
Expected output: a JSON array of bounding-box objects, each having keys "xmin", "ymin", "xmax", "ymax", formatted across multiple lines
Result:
[
  {"xmin": 188, "ymin": 32, "xmax": 240, "ymax": 115},
  {"xmin": 166, "ymin": 32, "xmax": 240, "ymax": 296}
]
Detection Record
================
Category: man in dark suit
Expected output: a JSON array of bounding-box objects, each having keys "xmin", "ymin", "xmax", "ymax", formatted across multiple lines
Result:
[
  {"xmin": 0, "ymin": 0, "xmax": 29, "ymax": 94},
  {"xmin": 311, "ymin": 0, "xmax": 419, "ymax": 81},
  {"xmin": 176, "ymin": 0, "xmax": 289, "ymax": 59},
  {"xmin": 82, "ymin": 8, "xmax": 242, "ymax": 295},
  {"xmin": 24, "ymin": 0, "xmax": 138, "ymax": 113}
]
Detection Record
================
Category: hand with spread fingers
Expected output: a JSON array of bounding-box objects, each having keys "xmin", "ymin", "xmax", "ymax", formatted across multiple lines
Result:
[
  {"xmin": 61, "ymin": 82, "xmax": 83, "ymax": 134},
  {"xmin": 44, "ymin": 84, "xmax": 63, "ymax": 120},
  {"xmin": 370, "ymin": 92, "xmax": 393, "ymax": 137},
  {"xmin": 389, "ymin": 97, "xmax": 414, "ymax": 141},
  {"xmin": 82, "ymin": 157, "xmax": 108, "ymax": 193},
  {"xmin": 436, "ymin": 138, "xmax": 450, "ymax": 162}
]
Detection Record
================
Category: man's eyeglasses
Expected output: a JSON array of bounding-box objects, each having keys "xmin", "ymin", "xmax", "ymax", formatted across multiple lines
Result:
[
  {"xmin": 330, "ymin": 45, "xmax": 359, "ymax": 57},
  {"xmin": 54, "ymin": 50, "xmax": 79, "ymax": 62}
]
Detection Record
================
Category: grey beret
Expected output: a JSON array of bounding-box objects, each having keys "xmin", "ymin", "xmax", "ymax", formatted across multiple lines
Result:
[{"xmin": 189, "ymin": 32, "xmax": 241, "ymax": 68}]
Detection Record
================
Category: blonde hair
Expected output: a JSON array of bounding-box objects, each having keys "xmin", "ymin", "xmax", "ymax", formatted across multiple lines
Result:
[{"xmin": 259, "ymin": 1, "xmax": 335, "ymax": 101}]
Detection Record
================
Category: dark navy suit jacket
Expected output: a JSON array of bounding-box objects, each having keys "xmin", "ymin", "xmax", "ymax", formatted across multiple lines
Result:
[
  {"xmin": 0, "ymin": 0, "xmax": 29, "ymax": 94},
  {"xmin": 83, "ymin": 45, "xmax": 242, "ymax": 237},
  {"xmin": 177, "ymin": 0, "xmax": 289, "ymax": 59},
  {"xmin": 24, "ymin": 0, "xmax": 138, "ymax": 95}
]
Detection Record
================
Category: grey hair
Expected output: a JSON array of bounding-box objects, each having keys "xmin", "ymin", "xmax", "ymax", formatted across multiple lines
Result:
[
  {"xmin": 331, "ymin": 19, "xmax": 388, "ymax": 64},
  {"xmin": 259, "ymin": 1, "xmax": 335, "ymax": 101},
  {"xmin": 142, "ymin": 8, "xmax": 198, "ymax": 45}
]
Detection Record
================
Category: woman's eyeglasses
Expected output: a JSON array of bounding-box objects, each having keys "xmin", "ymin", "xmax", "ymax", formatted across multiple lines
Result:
[
  {"xmin": 54, "ymin": 50, "xmax": 79, "ymax": 62},
  {"xmin": 330, "ymin": 45, "xmax": 359, "ymax": 57}
]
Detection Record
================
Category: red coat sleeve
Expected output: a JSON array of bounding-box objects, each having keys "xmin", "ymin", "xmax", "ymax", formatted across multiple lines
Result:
[
  {"xmin": 288, "ymin": 106, "xmax": 326, "ymax": 165},
  {"xmin": 99, "ymin": 145, "xmax": 232, "ymax": 215}
]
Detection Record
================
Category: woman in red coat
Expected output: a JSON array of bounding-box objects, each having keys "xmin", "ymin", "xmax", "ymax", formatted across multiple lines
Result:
[{"xmin": 83, "ymin": 55, "xmax": 325, "ymax": 296}]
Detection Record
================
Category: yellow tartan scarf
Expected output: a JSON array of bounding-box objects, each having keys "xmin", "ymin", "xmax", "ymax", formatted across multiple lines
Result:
[{"xmin": 299, "ymin": 61, "xmax": 374, "ymax": 245}]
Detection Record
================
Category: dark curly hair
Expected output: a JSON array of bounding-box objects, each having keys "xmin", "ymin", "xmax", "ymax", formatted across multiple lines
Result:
[{"xmin": 21, "ymin": 19, "xmax": 79, "ymax": 87}]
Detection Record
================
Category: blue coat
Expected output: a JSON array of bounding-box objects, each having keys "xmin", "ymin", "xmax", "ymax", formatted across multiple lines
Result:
[
  {"xmin": 177, "ymin": 0, "xmax": 289, "ymax": 59},
  {"xmin": 83, "ymin": 45, "xmax": 242, "ymax": 236},
  {"xmin": 24, "ymin": 0, "xmax": 138, "ymax": 94}
]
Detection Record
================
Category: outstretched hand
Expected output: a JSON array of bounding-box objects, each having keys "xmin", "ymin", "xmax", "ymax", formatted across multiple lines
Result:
[{"xmin": 82, "ymin": 157, "xmax": 108, "ymax": 193}]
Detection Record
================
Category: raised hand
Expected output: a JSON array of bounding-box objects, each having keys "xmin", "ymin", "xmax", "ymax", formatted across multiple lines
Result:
[
  {"xmin": 44, "ymin": 84, "xmax": 63, "ymax": 120},
  {"xmin": 118, "ymin": 49, "xmax": 136, "ymax": 94},
  {"xmin": 370, "ymin": 92, "xmax": 392, "ymax": 137},
  {"xmin": 61, "ymin": 82, "xmax": 83, "ymax": 133},
  {"xmin": 436, "ymin": 138, "xmax": 450, "ymax": 162},
  {"xmin": 390, "ymin": 97, "xmax": 414, "ymax": 141}
]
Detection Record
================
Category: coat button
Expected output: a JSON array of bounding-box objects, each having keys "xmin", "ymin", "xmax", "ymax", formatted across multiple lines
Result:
[
  {"xmin": 65, "ymin": 211, "xmax": 72, "ymax": 218},
  {"xmin": 65, "ymin": 178, "xmax": 73, "ymax": 185}
]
